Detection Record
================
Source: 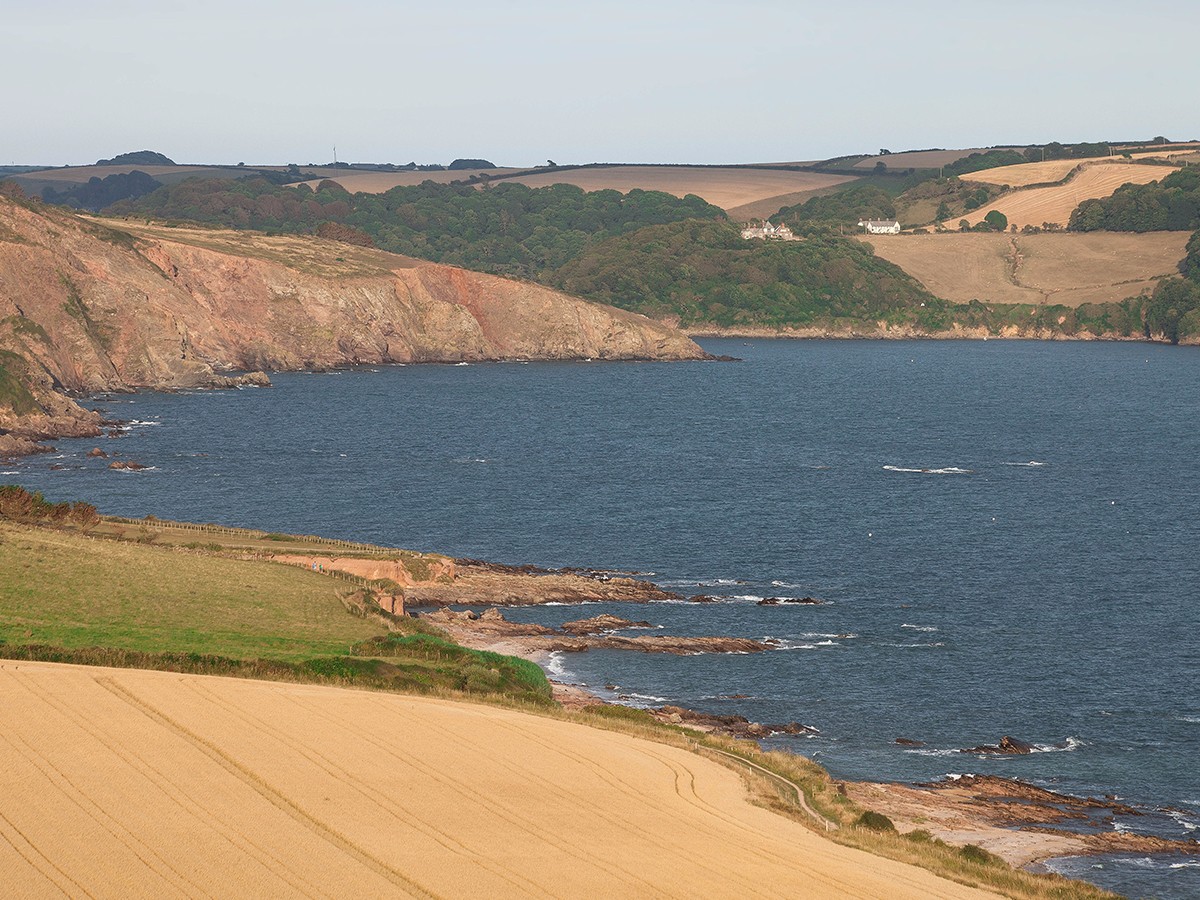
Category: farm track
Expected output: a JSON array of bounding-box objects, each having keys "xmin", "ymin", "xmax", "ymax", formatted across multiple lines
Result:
[{"xmin": 0, "ymin": 662, "xmax": 1002, "ymax": 899}]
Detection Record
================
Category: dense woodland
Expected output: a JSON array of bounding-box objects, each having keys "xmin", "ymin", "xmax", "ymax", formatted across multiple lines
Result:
[
  {"xmin": 1069, "ymin": 168, "xmax": 1200, "ymax": 232},
  {"xmin": 546, "ymin": 220, "xmax": 943, "ymax": 328}
]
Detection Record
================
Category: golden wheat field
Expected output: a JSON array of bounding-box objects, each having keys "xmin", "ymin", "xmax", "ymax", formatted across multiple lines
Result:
[
  {"xmin": 490, "ymin": 165, "xmax": 858, "ymax": 213},
  {"xmin": 965, "ymin": 159, "xmax": 1084, "ymax": 187},
  {"xmin": 862, "ymin": 232, "xmax": 1188, "ymax": 307},
  {"xmin": 948, "ymin": 163, "xmax": 1176, "ymax": 229},
  {"xmin": 0, "ymin": 662, "xmax": 1002, "ymax": 899}
]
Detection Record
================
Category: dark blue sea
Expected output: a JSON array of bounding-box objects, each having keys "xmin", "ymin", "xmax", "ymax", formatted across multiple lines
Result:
[{"xmin": 7, "ymin": 339, "xmax": 1199, "ymax": 899}]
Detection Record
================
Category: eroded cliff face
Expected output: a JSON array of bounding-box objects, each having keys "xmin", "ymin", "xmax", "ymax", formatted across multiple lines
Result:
[{"xmin": 0, "ymin": 197, "xmax": 707, "ymax": 448}]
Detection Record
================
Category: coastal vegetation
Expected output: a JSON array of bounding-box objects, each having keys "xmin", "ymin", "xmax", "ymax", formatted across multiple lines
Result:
[
  {"xmin": 546, "ymin": 219, "xmax": 945, "ymax": 328},
  {"xmin": 109, "ymin": 177, "xmax": 725, "ymax": 279},
  {"xmin": 1070, "ymin": 167, "xmax": 1200, "ymax": 232}
]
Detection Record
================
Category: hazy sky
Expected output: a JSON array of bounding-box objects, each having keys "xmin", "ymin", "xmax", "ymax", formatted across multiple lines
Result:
[{"xmin": 5, "ymin": 0, "xmax": 1196, "ymax": 167}]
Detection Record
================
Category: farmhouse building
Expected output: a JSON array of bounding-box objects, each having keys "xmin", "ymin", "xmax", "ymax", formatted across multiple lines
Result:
[
  {"xmin": 740, "ymin": 221, "xmax": 797, "ymax": 241},
  {"xmin": 858, "ymin": 219, "xmax": 901, "ymax": 235}
]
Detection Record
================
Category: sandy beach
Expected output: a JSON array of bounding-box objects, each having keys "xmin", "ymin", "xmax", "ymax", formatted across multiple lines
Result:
[{"xmin": 0, "ymin": 660, "xmax": 1004, "ymax": 899}]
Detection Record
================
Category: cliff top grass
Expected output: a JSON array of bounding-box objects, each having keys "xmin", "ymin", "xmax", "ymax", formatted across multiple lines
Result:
[
  {"xmin": 0, "ymin": 494, "xmax": 546, "ymax": 702},
  {"xmin": 0, "ymin": 519, "xmax": 382, "ymax": 659},
  {"xmin": 92, "ymin": 216, "xmax": 425, "ymax": 279}
]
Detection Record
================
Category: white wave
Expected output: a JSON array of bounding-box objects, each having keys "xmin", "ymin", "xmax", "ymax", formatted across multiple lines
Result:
[
  {"xmin": 1, "ymin": 471, "xmax": 19, "ymax": 475},
  {"xmin": 882, "ymin": 465, "xmax": 973, "ymax": 475},
  {"xmin": 882, "ymin": 641, "xmax": 945, "ymax": 648},
  {"xmin": 731, "ymin": 594, "xmax": 765, "ymax": 602},
  {"xmin": 114, "ymin": 466, "xmax": 159, "ymax": 473},
  {"xmin": 1003, "ymin": 460, "xmax": 1048, "ymax": 467},
  {"xmin": 453, "ymin": 457, "xmax": 492, "ymax": 464},
  {"xmin": 1030, "ymin": 736, "xmax": 1084, "ymax": 753},
  {"xmin": 126, "ymin": 419, "xmax": 162, "ymax": 427},
  {"xmin": 1169, "ymin": 861, "xmax": 1200, "ymax": 869},
  {"xmin": 621, "ymin": 692, "xmax": 668, "ymax": 705},
  {"xmin": 905, "ymin": 748, "xmax": 962, "ymax": 757},
  {"xmin": 1176, "ymin": 714, "xmax": 1200, "ymax": 724},
  {"xmin": 901, "ymin": 624, "xmax": 939, "ymax": 632},
  {"xmin": 1166, "ymin": 811, "xmax": 1198, "ymax": 832},
  {"xmin": 454, "ymin": 362, "xmax": 470, "ymax": 367},
  {"xmin": 769, "ymin": 641, "xmax": 818, "ymax": 650},
  {"xmin": 801, "ymin": 632, "xmax": 858, "ymax": 639},
  {"xmin": 771, "ymin": 580, "xmax": 803, "ymax": 588},
  {"xmin": 545, "ymin": 651, "xmax": 570, "ymax": 678},
  {"xmin": 702, "ymin": 578, "xmax": 744, "ymax": 586}
]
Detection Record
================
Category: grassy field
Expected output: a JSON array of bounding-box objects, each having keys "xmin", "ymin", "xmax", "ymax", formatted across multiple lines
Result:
[
  {"xmin": 0, "ymin": 520, "xmax": 380, "ymax": 659},
  {"xmin": 0, "ymin": 512, "xmax": 547, "ymax": 701},
  {"xmin": 862, "ymin": 231, "xmax": 1189, "ymax": 307},
  {"xmin": 94, "ymin": 217, "xmax": 424, "ymax": 277},
  {"xmin": 949, "ymin": 163, "xmax": 1177, "ymax": 228}
]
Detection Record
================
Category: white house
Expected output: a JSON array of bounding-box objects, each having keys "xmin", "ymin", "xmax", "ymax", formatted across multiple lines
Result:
[
  {"xmin": 740, "ymin": 221, "xmax": 797, "ymax": 241},
  {"xmin": 858, "ymin": 219, "xmax": 901, "ymax": 235}
]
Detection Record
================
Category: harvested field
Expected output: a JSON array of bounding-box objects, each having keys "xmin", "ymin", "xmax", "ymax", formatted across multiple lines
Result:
[
  {"xmin": 966, "ymin": 159, "xmax": 1084, "ymax": 187},
  {"xmin": 862, "ymin": 232, "xmax": 1188, "ymax": 307},
  {"xmin": 851, "ymin": 148, "xmax": 999, "ymax": 170},
  {"xmin": 490, "ymin": 165, "xmax": 857, "ymax": 213},
  {"xmin": 293, "ymin": 169, "xmax": 519, "ymax": 192},
  {"xmin": 0, "ymin": 661, "xmax": 1002, "ymax": 899},
  {"xmin": 948, "ymin": 163, "xmax": 1177, "ymax": 229}
]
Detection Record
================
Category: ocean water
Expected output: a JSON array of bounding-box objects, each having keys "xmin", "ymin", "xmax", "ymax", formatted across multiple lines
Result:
[{"xmin": 7, "ymin": 338, "xmax": 1200, "ymax": 899}]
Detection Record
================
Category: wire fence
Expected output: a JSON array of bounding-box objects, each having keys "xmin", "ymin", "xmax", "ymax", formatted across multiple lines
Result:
[{"xmin": 102, "ymin": 516, "xmax": 400, "ymax": 556}]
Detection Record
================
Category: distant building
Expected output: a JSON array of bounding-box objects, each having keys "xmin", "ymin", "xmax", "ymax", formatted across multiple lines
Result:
[
  {"xmin": 858, "ymin": 219, "xmax": 901, "ymax": 235},
  {"xmin": 740, "ymin": 221, "xmax": 797, "ymax": 241}
]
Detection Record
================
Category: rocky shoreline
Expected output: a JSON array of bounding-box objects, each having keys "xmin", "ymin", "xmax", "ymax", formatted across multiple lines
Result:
[{"xmin": 397, "ymin": 578, "xmax": 1200, "ymax": 874}]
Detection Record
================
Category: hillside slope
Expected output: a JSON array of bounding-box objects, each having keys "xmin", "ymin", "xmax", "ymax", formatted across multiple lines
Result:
[{"xmin": 0, "ymin": 197, "xmax": 706, "ymax": 450}]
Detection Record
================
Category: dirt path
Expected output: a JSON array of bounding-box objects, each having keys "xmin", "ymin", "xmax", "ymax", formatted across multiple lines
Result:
[{"xmin": 0, "ymin": 661, "xmax": 1004, "ymax": 899}]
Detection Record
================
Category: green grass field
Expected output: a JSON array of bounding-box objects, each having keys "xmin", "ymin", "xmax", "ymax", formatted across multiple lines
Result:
[
  {"xmin": 0, "ymin": 513, "xmax": 550, "ymax": 702},
  {"xmin": 0, "ymin": 522, "xmax": 380, "ymax": 659}
]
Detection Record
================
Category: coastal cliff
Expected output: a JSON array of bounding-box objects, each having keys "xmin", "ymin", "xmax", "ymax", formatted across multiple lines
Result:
[{"xmin": 0, "ymin": 196, "xmax": 707, "ymax": 451}]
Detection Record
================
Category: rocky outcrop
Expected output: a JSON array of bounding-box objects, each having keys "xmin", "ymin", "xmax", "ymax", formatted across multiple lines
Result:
[
  {"xmin": 0, "ymin": 196, "xmax": 709, "ymax": 451},
  {"xmin": 651, "ymin": 706, "xmax": 818, "ymax": 739},
  {"xmin": 420, "ymin": 606, "xmax": 775, "ymax": 656},
  {"xmin": 269, "ymin": 552, "xmax": 455, "ymax": 588},
  {"xmin": 405, "ymin": 562, "xmax": 683, "ymax": 606},
  {"xmin": 560, "ymin": 614, "xmax": 652, "ymax": 635},
  {"xmin": 959, "ymin": 735, "xmax": 1037, "ymax": 755}
]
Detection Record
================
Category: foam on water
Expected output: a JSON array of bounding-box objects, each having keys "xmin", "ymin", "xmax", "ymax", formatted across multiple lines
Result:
[
  {"xmin": 882, "ymin": 465, "xmax": 973, "ymax": 475},
  {"xmin": 901, "ymin": 624, "xmax": 939, "ymax": 632},
  {"xmin": 1004, "ymin": 460, "xmax": 1048, "ymax": 467}
]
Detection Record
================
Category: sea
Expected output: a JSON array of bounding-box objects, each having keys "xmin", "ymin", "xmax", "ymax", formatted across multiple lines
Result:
[{"xmin": 6, "ymin": 338, "xmax": 1199, "ymax": 899}]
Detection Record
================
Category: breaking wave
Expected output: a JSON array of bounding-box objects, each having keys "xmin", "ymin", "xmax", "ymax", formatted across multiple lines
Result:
[
  {"xmin": 882, "ymin": 465, "xmax": 973, "ymax": 475},
  {"xmin": 901, "ymin": 624, "xmax": 939, "ymax": 632}
]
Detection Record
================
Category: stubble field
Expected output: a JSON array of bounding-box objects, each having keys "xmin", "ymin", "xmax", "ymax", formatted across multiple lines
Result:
[{"xmin": 862, "ymin": 232, "xmax": 1189, "ymax": 307}]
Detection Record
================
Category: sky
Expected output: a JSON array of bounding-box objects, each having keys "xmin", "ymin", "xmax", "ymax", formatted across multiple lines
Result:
[{"xmin": 4, "ymin": 0, "xmax": 1196, "ymax": 167}]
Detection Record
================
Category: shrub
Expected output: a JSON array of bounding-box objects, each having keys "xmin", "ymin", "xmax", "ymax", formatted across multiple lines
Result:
[
  {"xmin": 855, "ymin": 810, "xmax": 896, "ymax": 832},
  {"xmin": 959, "ymin": 844, "xmax": 1002, "ymax": 866}
]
